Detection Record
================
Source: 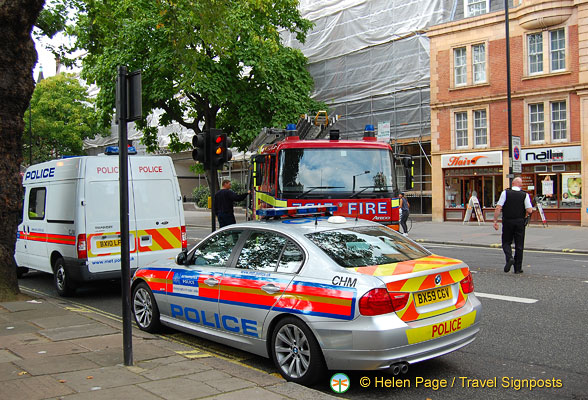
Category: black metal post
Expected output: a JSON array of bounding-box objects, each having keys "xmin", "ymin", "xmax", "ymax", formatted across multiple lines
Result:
[
  {"xmin": 28, "ymin": 104, "xmax": 32, "ymax": 165},
  {"xmin": 210, "ymin": 168, "xmax": 217, "ymax": 232},
  {"xmin": 117, "ymin": 65, "xmax": 133, "ymax": 366},
  {"xmin": 505, "ymin": 0, "xmax": 513, "ymax": 186}
]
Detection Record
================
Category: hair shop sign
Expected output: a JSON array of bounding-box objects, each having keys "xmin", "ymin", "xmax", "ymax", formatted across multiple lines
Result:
[{"xmin": 442, "ymin": 151, "xmax": 503, "ymax": 168}]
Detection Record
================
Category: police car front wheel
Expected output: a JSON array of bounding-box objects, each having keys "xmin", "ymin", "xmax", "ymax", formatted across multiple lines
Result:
[{"xmin": 271, "ymin": 317, "xmax": 325, "ymax": 385}]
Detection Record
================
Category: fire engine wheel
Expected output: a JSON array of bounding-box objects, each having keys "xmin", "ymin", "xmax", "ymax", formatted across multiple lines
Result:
[
  {"xmin": 132, "ymin": 282, "xmax": 161, "ymax": 333},
  {"xmin": 53, "ymin": 257, "xmax": 76, "ymax": 297},
  {"xmin": 271, "ymin": 317, "xmax": 325, "ymax": 385}
]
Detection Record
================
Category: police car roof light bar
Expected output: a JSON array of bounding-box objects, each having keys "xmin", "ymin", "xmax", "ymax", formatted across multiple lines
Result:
[{"xmin": 256, "ymin": 205, "xmax": 338, "ymax": 219}]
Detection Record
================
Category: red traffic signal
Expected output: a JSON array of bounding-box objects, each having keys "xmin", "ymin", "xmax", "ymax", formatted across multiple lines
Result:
[{"xmin": 210, "ymin": 130, "xmax": 232, "ymax": 169}]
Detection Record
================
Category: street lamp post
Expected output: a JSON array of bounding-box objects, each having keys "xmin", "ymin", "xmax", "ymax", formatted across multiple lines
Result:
[
  {"xmin": 505, "ymin": 0, "xmax": 513, "ymax": 186},
  {"xmin": 352, "ymin": 170, "xmax": 370, "ymax": 193}
]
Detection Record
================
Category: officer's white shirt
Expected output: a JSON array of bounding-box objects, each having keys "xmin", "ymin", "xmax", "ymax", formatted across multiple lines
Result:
[{"xmin": 496, "ymin": 187, "xmax": 532, "ymax": 209}]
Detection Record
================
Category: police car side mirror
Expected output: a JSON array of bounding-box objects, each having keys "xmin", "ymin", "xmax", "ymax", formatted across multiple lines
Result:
[{"xmin": 175, "ymin": 251, "xmax": 187, "ymax": 266}]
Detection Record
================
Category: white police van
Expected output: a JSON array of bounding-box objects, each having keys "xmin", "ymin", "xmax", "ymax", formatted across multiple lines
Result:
[{"xmin": 15, "ymin": 147, "xmax": 187, "ymax": 296}]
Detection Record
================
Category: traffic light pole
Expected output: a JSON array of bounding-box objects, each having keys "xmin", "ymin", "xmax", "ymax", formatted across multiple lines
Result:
[{"xmin": 210, "ymin": 167, "xmax": 217, "ymax": 232}]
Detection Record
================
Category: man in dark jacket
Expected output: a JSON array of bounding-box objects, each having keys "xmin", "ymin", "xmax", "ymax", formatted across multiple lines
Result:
[
  {"xmin": 493, "ymin": 177, "xmax": 533, "ymax": 274},
  {"xmin": 214, "ymin": 180, "xmax": 249, "ymax": 228}
]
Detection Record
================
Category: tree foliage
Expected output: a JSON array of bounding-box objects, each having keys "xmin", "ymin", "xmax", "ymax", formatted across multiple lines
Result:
[
  {"xmin": 23, "ymin": 73, "xmax": 107, "ymax": 164},
  {"xmin": 62, "ymin": 0, "xmax": 324, "ymax": 152}
]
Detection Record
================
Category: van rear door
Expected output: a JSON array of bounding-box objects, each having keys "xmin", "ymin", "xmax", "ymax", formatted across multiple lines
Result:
[
  {"xmin": 84, "ymin": 157, "xmax": 139, "ymax": 274},
  {"xmin": 130, "ymin": 157, "xmax": 184, "ymax": 268}
]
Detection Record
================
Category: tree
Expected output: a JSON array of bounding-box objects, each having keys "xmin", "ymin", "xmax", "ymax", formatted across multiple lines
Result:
[
  {"xmin": 65, "ymin": 0, "xmax": 324, "ymax": 152},
  {"xmin": 0, "ymin": 0, "xmax": 46, "ymax": 301},
  {"xmin": 23, "ymin": 73, "xmax": 107, "ymax": 164}
]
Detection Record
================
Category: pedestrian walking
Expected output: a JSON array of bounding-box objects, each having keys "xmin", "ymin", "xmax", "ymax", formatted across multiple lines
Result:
[
  {"xmin": 214, "ymin": 180, "xmax": 250, "ymax": 228},
  {"xmin": 399, "ymin": 192, "xmax": 410, "ymax": 236},
  {"xmin": 493, "ymin": 177, "xmax": 533, "ymax": 274}
]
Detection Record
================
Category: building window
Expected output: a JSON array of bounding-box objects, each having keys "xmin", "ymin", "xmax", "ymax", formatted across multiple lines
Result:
[
  {"xmin": 472, "ymin": 44, "xmax": 486, "ymax": 84},
  {"xmin": 550, "ymin": 29, "xmax": 565, "ymax": 72},
  {"xmin": 551, "ymin": 101, "xmax": 567, "ymax": 141},
  {"xmin": 473, "ymin": 110, "xmax": 487, "ymax": 147},
  {"xmin": 529, "ymin": 103, "xmax": 545, "ymax": 143},
  {"xmin": 454, "ymin": 47, "xmax": 467, "ymax": 86},
  {"xmin": 455, "ymin": 112, "xmax": 468, "ymax": 148},
  {"xmin": 526, "ymin": 29, "xmax": 567, "ymax": 76},
  {"xmin": 528, "ymin": 33, "xmax": 543, "ymax": 75},
  {"xmin": 465, "ymin": 0, "xmax": 488, "ymax": 17}
]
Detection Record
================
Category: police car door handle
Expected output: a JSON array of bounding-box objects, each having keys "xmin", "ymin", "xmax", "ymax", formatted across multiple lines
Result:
[
  {"xmin": 261, "ymin": 284, "xmax": 280, "ymax": 294},
  {"xmin": 204, "ymin": 278, "xmax": 219, "ymax": 287}
]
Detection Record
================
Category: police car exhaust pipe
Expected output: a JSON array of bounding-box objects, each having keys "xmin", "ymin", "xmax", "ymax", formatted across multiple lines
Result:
[{"xmin": 389, "ymin": 362, "xmax": 409, "ymax": 376}]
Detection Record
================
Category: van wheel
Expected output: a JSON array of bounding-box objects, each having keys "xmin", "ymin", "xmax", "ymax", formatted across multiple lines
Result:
[
  {"xmin": 54, "ymin": 258, "xmax": 76, "ymax": 297},
  {"xmin": 271, "ymin": 317, "xmax": 326, "ymax": 385},
  {"xmin": 132, "ymin": 282, "xmax": 161, "ymax": 332},
  {"xmin": 16, "ymin": 267, "xmax": 29, "ymax": 279}
]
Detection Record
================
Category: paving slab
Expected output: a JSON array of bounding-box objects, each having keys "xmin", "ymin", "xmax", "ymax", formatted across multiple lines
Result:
[
  {"xmin": 200, "ymin": 357, "xmax": 284, "ymax": 387},
  {"xmin": 0, "ymin": 300, "xmax": 64, "ymax": 313},
  {"xmin": 38, "ymin": 322, "xmax": 118, "ymax": 341},
  {"xmin": 206, "ymin": 386, "xmax": 289, "ymax": 400},
  {"xmin": 58, "ymin": 384, "xmax": 163, "ymax": 400},
  {"xmin": 0, "ymin": 362, "xmax": 31, "ymax": 382},
  {"xmin": 29, "ymin": 313, "xmax": 95, "ymax": 329},
  {"xmin": 0, "ymin": 321, "xmax": 39, "ymax": 336},
  {"xmin": 0, "ymin": 349, "xmax": 21, "ymax": 363},
  {"xmin": 7, "ymin": 340, "xmax": 88, "ymax": 359},
  {"xmin": 139, "ymin": 376, "xmax": 221, "ymax": 400},
  {"xmin": 138, "ymin": 359, "xmax": 212, "ymax": 380},
  {"xmin": 205, "ymin": 375, "xmax": 256, "ymax": 392},
  {"xmin": 69, "ymin": 333, "xmax": 123, "ymax": 351},
  {"xmin": 0, "ymin": 374, "xmax": 75, "ymax": 400},
  {"xmin": 0, "ymin": 332, "xmax": 49, "ymax": 348},
  {"xmin": 266, "ymin": 382, "xmax": 338, "ymax": 400},
  {"xmin": 12, "ymin": 353, "xmax": 100, "ymax": 375},
  {"xmin": 52, "ymin": 365, "xmax": 149, "ymax": 392}
]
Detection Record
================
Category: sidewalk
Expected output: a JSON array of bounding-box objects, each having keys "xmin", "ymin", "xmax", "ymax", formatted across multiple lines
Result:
[
  {"xmin": 409, "ymin": 220, "xmax": 588, "ymax": 254},
  {"xmin": 183, "ymin": 203, "xmax": 588, "ymax": 254},
  {"xmin": 0, "ymin": 295, "xmax": 336, "ymax": 400}
]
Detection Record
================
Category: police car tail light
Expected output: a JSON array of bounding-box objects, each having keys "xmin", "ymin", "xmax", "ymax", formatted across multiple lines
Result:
[
  {"xmin": 181, "ymin": 225, "xmax": 187, "ymax": 250},
  {"xmin": 77, "ymin": 234, "xmax": 87, "ymax": 259},
  {"xmin": 460, "ymin": 272, "xmax": 474, "ymax": 294},
  {"xmin": 359, "ymin": 288, "xmax": 394, "ymax": 316}
]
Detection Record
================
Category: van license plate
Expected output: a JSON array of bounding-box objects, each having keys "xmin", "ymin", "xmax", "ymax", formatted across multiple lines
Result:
[
  {"xmin": 96, "ymin": 239, "xmax": 121, "ymax": 248},
  {"xmin": 414, "ymin": 286, "xmax": 452, "ymax": 307}
]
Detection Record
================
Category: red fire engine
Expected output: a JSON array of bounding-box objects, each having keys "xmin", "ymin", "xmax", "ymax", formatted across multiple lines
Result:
[{"xmin": 247, "ymin": 122, "xmax": 413, "ymax": 230}]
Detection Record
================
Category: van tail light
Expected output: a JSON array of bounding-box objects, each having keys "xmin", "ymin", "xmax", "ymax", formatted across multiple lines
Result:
[
  {"xmin": 181, "ymin": 225, "xmax": 187, "ymax": 250},
  {"xmin": 359, "ymin": 289, "xmax": 410, "ymax": 316},
  {"xmin": 77, "ymin": 234, "xmax": 87, "ymax": 259},
  {"xmin": 460, "ymin": 272, "xmax": 475, "ymax": 294}
]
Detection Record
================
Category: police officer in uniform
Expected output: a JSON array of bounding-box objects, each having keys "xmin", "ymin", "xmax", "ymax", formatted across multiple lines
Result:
[{"xmin": 493, "ymin": 177, "xmax": 533, "ymax": 274}]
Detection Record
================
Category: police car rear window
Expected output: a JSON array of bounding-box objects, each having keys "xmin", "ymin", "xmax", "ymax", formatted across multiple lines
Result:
[{"xmin": 305, "ymin": 226, "xmax": 430, "ymax": 268}]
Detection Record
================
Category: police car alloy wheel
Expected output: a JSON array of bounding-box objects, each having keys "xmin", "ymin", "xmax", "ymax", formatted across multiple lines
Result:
[
  {"xmin": 132, "ymin": 282, "xmax": 161, "ymax": 332},
  {"xmin": 54, "ymin": 258, "xmax": 75, "ymax": 297},
  {"xmin": 271, "ymin": 317, "xmax": 325, "ymax": 385}
]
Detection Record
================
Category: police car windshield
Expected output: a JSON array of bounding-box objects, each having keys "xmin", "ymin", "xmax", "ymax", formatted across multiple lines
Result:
[
  {"xmin": 278, "ymin": 149, "xmax": 395, "ymax": 198},
  {"xmin": 305, "ymin": 226, "xmax": 430, "ymax": 268}
]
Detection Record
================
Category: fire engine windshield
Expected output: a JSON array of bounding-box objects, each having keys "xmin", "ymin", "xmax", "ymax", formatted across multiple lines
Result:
[{"xmin": 278, "ymin": 148, "xmax": 397, "ymax": 198}]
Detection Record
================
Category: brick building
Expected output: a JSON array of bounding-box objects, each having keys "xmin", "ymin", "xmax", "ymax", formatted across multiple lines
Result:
[{"xmin": 428, "ymin": 0, "xmax": 587, "ymax": 226}]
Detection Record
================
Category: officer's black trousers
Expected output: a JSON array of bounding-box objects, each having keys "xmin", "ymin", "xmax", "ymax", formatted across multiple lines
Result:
[{"xmin": 501, "ymin": 217, "xmax": 526, "ymax": 271}]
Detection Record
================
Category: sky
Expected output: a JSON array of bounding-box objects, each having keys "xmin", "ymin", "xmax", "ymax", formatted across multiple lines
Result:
[{"xmin": 33, "ymin": 32, "xmax": 80, "ymax": 81}]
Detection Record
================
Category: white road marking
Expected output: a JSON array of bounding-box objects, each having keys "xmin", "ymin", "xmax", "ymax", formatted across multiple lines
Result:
[{"xmin": 475, "ymin": 292, "xmax": 538, "ymax": 304}]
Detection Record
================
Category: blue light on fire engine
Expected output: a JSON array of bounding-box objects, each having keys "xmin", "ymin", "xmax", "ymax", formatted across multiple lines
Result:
[{"xmin": 256, "ymin": 205, "xmax": 338, "ymax": 218}]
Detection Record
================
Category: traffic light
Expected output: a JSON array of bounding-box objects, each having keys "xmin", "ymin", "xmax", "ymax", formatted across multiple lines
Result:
[
  {"xmin": 192, "ymin": 132, "xmax": 208, "ymax": 168},
  {"xmin": 402, "ymin": 156, "xmax": 414, "ymax": 190},
  {"xmin": 210, "ymin": 129, "xmax": 232, "ymax": 169}
]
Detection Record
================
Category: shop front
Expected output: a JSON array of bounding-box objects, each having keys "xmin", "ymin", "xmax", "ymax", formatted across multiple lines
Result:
[
  {"xmin": 442, "ymin": 151, "xmax": 504, "ymax": 222},
  {"xmin": 520, "ymin": 146, "xmax": 582, "ymax": 225}
]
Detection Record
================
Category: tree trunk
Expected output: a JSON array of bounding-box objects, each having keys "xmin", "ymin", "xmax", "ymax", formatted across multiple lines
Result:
[{"xmin": 0, "ymin": 0, "xmax": 45, "ymax": 301}]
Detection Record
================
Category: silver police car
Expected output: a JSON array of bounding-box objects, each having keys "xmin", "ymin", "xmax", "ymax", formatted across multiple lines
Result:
[{"xmin": 131, "ymin": 207, "xmax": 481, "ymax": 385}]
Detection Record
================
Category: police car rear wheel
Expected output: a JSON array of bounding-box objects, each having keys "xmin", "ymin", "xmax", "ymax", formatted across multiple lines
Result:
[
  {"xmin": 54, "ymin": 258, "xmax": 75, "ymax": 297},
  {"xmin": 132, "ymin": 282, "xmax": 161, "ymax": 332},
  {"xmin": 271, "ymin": 317, "xmax": 325, "ymax": 385}
]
